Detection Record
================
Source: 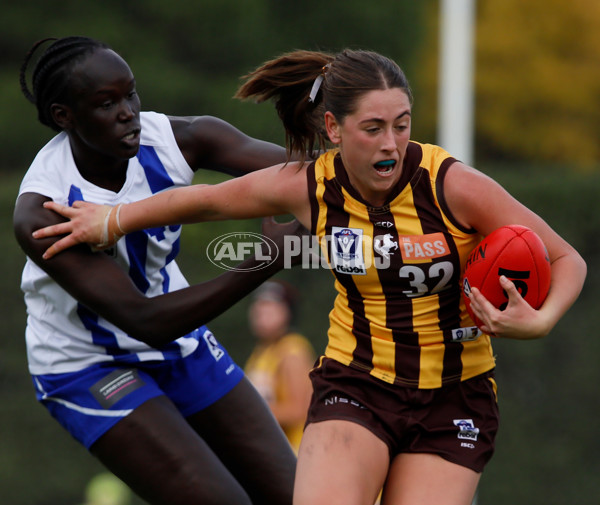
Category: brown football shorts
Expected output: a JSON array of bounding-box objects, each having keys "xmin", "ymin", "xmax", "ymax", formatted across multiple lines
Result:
[{"xmin": 305, "ymin": 357, "xmax": 499, "ymax": 473}]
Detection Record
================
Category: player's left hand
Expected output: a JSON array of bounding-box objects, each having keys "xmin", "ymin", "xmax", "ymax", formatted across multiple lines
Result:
[{"xmin": 469, "ymin": 275, "xmax": 549, "ymax": 339}]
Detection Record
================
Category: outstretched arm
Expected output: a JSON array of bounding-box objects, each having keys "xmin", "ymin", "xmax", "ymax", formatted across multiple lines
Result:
[
  {"xmin": 169, "ymin": 115, "xmax": 291, "ymax": 176},
  {"xmin": 16, "ymin": 192, "xmax": 306, "ymax": 347},
  {"xmin": 34, "ymin": 162, "xmax": 312, "ymax": 258}
]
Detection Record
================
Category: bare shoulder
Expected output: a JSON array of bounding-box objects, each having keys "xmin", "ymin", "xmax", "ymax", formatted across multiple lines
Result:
[
  {"xmin": 245, "ymin": 161, "xmax": 312, "ymax": 226},
  {"xmin": 168, "ymin": 115, "xmax": 235, "ymax": 140},
  {"xmin": 167, "ymin": 115, "xmax": 287, "ymax": 174},
  {"xmin": 249, "ymin": 161, "xmax": 308, "ymax": 195},
  {"xmin": 168, "ymin": 115, "xmax": 234, "ymax": 156},
  {"xmin": 276, "ymin": 162, "xmax": 312, "ymax": 226},
  {"xmin": 444, "ymin": 161, "xmax": 497, "ymax": 198},
  {"xmin": 14, "ymin": 192, "xmax": 58, "ymax": 255},
  {"xmin": 443, "ymin": 161, "xmax": 527, "ymax": 234}
]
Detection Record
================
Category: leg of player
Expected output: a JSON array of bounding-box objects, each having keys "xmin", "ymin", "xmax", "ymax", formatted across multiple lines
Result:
[
  {"xmin": 294, "ymin": 419, "xmax": 389, "ymax": 505},
  {"xmin": 186, "ymin": 376, "xmax": 297, "ymax": 505},
  {"xmin": 381, "ymin": 453, "xmax": 480, "ymax": 505},
  {"xmin": 90, "ymin": 395, "xmax": 252, "ymax": 505}
]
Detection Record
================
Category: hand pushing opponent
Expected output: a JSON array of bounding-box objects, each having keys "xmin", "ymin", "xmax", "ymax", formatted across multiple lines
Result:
[{"xmin": 35, "ymin": 200, "xmax": 125, "ymax": 256}]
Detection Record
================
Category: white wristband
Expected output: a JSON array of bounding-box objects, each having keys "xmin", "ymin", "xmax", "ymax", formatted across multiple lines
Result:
[
  {"xmin": 92, "ymin": 205, "xmax": 114, "ymax": 250},
  {"xmin": 114, "ymin": 203, "xmax": 126, "ymax": 235}
]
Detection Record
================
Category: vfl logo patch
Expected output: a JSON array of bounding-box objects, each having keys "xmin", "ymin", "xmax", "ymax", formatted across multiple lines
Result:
[
  {"xmin": 451, "ymin": 326, "xmax": 482, "ymax": 342},
  {"xmin": 203, "ymin": 330, "xmax": 225, "ymax": 361},
  {"xmin": 90, "ymin": 369, "xmax": 144, "ymax": 409},
  {"xmin": 454, "ymin": 419, "xmax": 480, "ymax": 442},
  {"xmin": 399, "ymin": 232, "xmax": 450, "ymax": 264},
  {"xmin": 331, "ymin": 227, "xmax": 366, "ymax": 275}
]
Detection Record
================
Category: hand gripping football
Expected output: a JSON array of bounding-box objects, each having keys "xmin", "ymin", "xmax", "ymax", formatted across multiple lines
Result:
[{"xmin": 462, "ymin": 225, "xmax": 551, "ymax": 328}]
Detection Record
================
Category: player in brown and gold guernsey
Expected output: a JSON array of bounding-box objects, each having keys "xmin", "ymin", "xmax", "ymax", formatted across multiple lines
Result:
[
  {"xmin": 34, "ymin": 49, "xmax": 586, "ymax": 505},
  {"xmin": 307, "ymin": 143, "xmax": 494, "ymax": 389}
]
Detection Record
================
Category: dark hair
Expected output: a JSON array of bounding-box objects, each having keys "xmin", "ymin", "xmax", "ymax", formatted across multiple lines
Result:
[
  {"xmin": 235, "ymin": 49, "xmax": 413, "ymax": 162},
  {"xmin": 19, "ymin": 36, "xmax": 110, "ymax": 132}
]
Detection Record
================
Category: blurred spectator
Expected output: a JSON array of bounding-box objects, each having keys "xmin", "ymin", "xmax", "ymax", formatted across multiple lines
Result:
[{"xmin": 245, "ymin": 281, "xmax": 315, "ymax": 453}]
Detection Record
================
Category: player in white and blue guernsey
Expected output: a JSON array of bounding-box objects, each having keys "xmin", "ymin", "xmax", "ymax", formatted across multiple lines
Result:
[
  {"xmin": 21, "ymin": 110, "xmax": 209, "ymax": 374},
  {"xmin": 14, "ymin": 36, "xmax": 299, "ymax": 505}
]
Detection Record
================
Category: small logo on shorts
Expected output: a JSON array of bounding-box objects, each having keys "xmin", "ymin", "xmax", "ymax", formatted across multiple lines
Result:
[
  {"xmin": 454, "ymin": 419, "xmax": 480, "ymax": 442},
  {"xmin": 323, "ymin": 395, "xmax": 365, "ymax": 409},
  {"xmin": 90, "ymin": 369, "xmax": 144, "ymax": 409}
]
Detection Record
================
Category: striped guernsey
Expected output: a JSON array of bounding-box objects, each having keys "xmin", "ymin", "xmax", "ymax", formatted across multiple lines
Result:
[{"xmin": 306, "ymin": 142, "xmax": 496, "ymax": 388}]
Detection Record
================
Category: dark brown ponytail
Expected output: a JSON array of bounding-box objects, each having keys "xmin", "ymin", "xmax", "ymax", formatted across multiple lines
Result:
[{"xmin": 235, "ymin": 49, "xmax": 412, "ymax": 163}]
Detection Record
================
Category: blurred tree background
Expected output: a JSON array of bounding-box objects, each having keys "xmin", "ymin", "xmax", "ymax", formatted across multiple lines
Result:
[{"xmin": 1, "ymin": 1, "xmax": 598, "ymax": 504}]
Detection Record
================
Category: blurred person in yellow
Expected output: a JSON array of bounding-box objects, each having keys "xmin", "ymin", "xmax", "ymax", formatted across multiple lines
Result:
[
  {"xmin": 80, "ymin": 472, "xmax": 131, "ymax": 505},
  {"xmin": 245, "ymin": 281, "xmax": 315, "ymax": 453}
]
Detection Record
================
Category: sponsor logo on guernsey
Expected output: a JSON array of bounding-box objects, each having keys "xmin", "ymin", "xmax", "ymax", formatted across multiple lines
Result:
[
  {"xmin": 202, "ymin": 330, "xmax": 225, "ymax": 361},
  {"xmin": 374, "ymin": 233, "xmax": 398, "ymax": 259},
  {"xmin": 331, "ymin": 227, "xmax": 367, "ymax": 275},
  {"xmin": 451, "ymin": 326, "xmax": 482, "ymax": 342},
  {"xmin": 399, "ymin": 232, "xmax": 450, "ymax": 263},
  {"xmin": 90, "ymin": 369, "xmax": 145, "ymax": 409},
  {"xmin": 374, "ymin": 221, "xmax": 394, "ymax": 229},
  {"xmin": 454, "ymin": 419, "xmax": 480, "ymax": 445}
]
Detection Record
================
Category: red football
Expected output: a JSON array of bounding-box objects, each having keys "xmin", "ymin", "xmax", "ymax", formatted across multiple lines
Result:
[{"xmin": 462, "ymin": 225, "xmax": 551, "ymax": 328}]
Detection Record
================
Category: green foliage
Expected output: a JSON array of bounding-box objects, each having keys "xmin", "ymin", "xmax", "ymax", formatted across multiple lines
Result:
[
  {"xmin": 475, "ymin": 163, "xmax": 599, "ymax": 505},
  {"xmin": 413, "ymin": 0, "xmax": 600, "ymax": 169},
  {"xmin": 475, "ymin": 0, "xmax": 600, "ymax": 168},
  {"xmin": 0, "ymin": 173, "xmax": 108, "ymax": 505},
  {"xmin": 1, "ymin": 0, "xmax": 425, "ymax": 172}
]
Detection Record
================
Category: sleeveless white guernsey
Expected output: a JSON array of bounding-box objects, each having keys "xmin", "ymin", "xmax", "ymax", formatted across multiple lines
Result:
[{"xmin": 19, "ymin": 111, "xmax": 202, "ymax": 374}]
